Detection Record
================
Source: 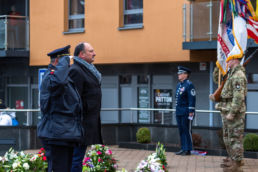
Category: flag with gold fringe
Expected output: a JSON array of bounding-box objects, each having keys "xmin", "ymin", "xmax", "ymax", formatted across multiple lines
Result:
[{"xmin": 217, "ymin": 0, "xmax": 258, "ymax": 76}]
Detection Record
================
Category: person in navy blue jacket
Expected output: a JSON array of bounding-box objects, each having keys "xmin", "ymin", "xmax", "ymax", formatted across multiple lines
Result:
[
  {"xmin": 38, "ymin": 45, "xmax": 84, "ymax": 172},
  {"xmin": 175, "ymin": 66, "xmax": 196, "ymax": 156}
]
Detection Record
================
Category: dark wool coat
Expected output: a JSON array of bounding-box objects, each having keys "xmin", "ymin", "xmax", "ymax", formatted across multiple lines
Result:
[{"xmin": 69, "ymin": 60, "xmax": 103, "ymax": 145}]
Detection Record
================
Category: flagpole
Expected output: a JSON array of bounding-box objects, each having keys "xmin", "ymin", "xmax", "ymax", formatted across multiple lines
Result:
[{"xmin": 218, "ymin": 69, "xmax": 221, "ymax": 87}]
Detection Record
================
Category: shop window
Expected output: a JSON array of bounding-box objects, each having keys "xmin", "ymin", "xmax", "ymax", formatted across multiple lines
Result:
[
  {"xmin": 248, "ymin": 73, "xmax": 258, "ymax": 84},
  {"xmin": 137, "ymin": 75, "xmax": 148, "ymax": 84},
  {"xmin": 123, "ymin": 0, "xmax": 143, "ymax": 29},
  {"xmin": 153, "ymin": 89, "xmax": 173, "ymax": 124},
  {"xmin": 138, "ymin": 87, "xmax": 150, "ymax": 123},
  {"xmin": 68, "ymin": 0, "xmax": 85, "ymax": 32},
  {"xmin": 119, "ymin": 75, "xmax": 131, "ymax": 84}
]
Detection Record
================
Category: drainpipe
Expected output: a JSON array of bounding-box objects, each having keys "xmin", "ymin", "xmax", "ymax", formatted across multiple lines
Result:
[
  {"xmin": 209, "ymin": 61, "xmax": 214, "ymax": 127},
  {"xmin": 208, "ymin": 0, "xmax": 213, "ymax": 41},
  {"xmin": 4, "ymin": 16, "xmax": 8, "ymax": 50},
  {"xmin": 183, "ymin": 4, "xmax": 187, "ymax": 42}
]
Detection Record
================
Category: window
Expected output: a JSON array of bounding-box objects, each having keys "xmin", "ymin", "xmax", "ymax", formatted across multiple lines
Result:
[
  {"xmin": 123, "ymin": 0, "xmax": 143, "ymax": 28},
  {"xmin": 68, "ymin": 0, "xmax": 85, "ymax": 32},
  {"xmin": 119, "ymin": 75, "xmax": 131, "ymax": 84}
]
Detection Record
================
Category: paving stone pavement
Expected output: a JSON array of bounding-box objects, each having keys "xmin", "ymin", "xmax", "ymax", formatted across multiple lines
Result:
[
  {"xmin": 25, "ymin": 146, "xmax": 258, "ymax": 172},
  {"xmin": 109, "ymin": 146, "xmax": 258, "ymax": 172}
]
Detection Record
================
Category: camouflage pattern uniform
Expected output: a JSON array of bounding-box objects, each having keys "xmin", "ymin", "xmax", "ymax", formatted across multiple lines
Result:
[{"xmin": 215, "ymin": 65, "xmax": 247, "ymax": 161}]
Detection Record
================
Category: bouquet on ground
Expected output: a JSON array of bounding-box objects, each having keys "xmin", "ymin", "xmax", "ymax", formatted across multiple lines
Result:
[
  {"xmin": 82, "ymin": 144, "xmax": 118, "ymax": 172},
  {"xmin": 135, "ymin": 142, "xmax": 168, "ymax": 172},
  {"xmin": 0, "ymin": 147, "xmax": 48, "ymax": 172}
]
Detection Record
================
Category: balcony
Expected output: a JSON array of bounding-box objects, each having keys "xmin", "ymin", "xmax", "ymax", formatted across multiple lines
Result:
[
  {"xmin": 0, "ymin": 15, "xmax": 29, "ymax": 57},
  {"xmin": 182, "ymin": 1, "xmax": 258, "ymax": 50}
]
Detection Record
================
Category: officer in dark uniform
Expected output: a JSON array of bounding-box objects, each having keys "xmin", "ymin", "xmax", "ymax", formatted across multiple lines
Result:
[
  {"xmin": 175, "ymin": 66, "xmax": 196, "ymax": 155},
  {"xmin": 38, "ymin": 45, "xmax": 84, "ymax": 172}
]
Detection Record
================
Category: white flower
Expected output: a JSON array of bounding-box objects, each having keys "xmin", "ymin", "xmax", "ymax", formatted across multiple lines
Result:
[
  {"xmin": 12, "ymin": 162, "xmax": 18, "ymax": 169},
  {"xmin": 23, "ymin": 163, "xmax": 30, "ymax": 170},
  {"xmin": 20, "ymin": 151, "xmax": 25, "ymax": 157},
  {"xmin": 30, "ymin": 155, "xmax": 38, "ymax": 161}
]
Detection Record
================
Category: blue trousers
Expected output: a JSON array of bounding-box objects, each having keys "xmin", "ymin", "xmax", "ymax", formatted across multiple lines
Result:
[
  {"xmin": 176, "ymin": 115, "xmax": 193, "ymax": 151},
  {"xmin": 71, "ymin": 145, "xmax": 87, "ymax": 172}
]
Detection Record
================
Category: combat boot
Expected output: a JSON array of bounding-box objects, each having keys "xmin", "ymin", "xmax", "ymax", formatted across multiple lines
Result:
[
  {"xmin": 222, "ymin": 157, "xmax": 230, "ymax": 163},
  {"xmin": 220, "ymin": 159, "xmax": 232, "ymax": 168},
  {"xmin": 221, "ymin": 158, "xmax": 244, "ymax": 168},
  {"xmin": 223, "ymin": 160, "xmax": 243, "ymax": 172}
]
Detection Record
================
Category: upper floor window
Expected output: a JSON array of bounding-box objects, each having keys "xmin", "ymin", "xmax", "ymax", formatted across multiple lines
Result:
[
  {"xmin": 124, "ymin": 0, "xmax": 143, "ymax": 28},
  {"xmin": 68, "ymin": 0, "xmax": 84, "ymax": 32}
]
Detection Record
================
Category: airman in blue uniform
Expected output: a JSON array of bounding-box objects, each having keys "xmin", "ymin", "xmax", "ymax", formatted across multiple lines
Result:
[{"xmin": 175, "ymin": 66, "xmax": 196, "ymax": 156}]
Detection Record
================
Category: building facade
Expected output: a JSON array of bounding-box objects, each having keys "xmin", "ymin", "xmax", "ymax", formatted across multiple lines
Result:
[{"xmin": 1, "ymin": 0, "xmax": 258, "ymax": 131}]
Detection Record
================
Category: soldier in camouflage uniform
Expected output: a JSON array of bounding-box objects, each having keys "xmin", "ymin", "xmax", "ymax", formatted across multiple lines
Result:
[
  {"xmin": 215, "ymin": 58, "xmax": 247, "ymax": 172},
  {"xmin": 213, "ymin": 67, "xmax": 232, "ymax": 165}
]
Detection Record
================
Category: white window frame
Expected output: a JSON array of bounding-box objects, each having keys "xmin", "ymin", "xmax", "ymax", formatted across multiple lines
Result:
[
  {"xmin": 123, "ymin": 0, "xmax": 143, "ymax": 29},
  {"xmin": 68, "ymin": 0, "xmax": 85, "ymax": 32}
]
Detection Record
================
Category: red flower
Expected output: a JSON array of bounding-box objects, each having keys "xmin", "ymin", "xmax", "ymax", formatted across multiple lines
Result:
[
  {"xmin": 43, "ymin": 156, "xmax": 47, "ymax": 161},
  {"xmin": 97, "ymin": 151, "xmax": 102, "ymax": 155},
  {"xmin": 98, "ymin": 158, "xmax": 102, "ymax": 162},
  {"xmin": 40, "ymin": 148, "xmax": 45, "ymax": 151}
]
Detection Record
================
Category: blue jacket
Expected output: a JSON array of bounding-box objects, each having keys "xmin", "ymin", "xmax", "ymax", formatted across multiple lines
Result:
[
  {"xmin": 37, "ymin": 56, "xmax": 84, "ymax": 143},
  {"xmin": 175, "ymin": 79, "xmax": 196, "ymax": 116}
]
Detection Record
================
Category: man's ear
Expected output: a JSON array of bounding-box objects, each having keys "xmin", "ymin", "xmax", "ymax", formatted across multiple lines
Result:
[
  {"xmin": 53, "ymin": 58, "xmax": 59, "ymax": 66},
  {"xmin": 78, "ymin": 51, "xmax": 84, "ymax": 57}
]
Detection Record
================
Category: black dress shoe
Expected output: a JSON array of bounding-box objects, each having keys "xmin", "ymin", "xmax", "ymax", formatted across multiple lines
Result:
[
  {"xmin": 175, "ymin": 150, "xmax": 184, "ymax": 155},
  {"xmin": 181, "ymin": 150, "xmax": 191, "ymax": 156}
]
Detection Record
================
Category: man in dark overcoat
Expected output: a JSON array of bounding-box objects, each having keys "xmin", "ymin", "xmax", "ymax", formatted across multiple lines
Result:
[{"xmin": 69, "ymin": 42, "xmax": 103, "ymax": 172}]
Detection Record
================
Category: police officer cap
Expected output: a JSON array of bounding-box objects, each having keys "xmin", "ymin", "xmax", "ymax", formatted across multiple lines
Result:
[
  {"xmin": 47, "ymin": 45, "xmax": 71, "ymax": 59},
  {"xmin": 178, "ymin": 66, "xmax": 191, "ymax": 74}
]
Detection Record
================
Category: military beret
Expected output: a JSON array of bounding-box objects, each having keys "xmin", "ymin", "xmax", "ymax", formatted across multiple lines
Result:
[
  {"xmin": 178, "ymin": 66, "xmax": 191, "ymax": 74},
  {"xmin": 47, "ymin": 45, "xmax": 71, "ymax": 59}
]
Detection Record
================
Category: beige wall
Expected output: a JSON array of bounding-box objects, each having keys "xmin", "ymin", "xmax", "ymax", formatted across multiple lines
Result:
[{"xmin": 30, "ymin": 0, "xmax": 191, "ymax": 66}]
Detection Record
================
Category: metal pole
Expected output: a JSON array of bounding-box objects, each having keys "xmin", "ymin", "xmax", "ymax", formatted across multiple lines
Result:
[
  {"xmin": 161, "ymin": 111, "xmax": 164, "ymax": 124},
  {"xmin": 26, "ymin": 19, "xmax": 29, "ymax": 51},
  {"xmin": 130, "ymin": 110, "xmax": 133, "ymax": 123},
  {"xmin": 209, "ymin": 0, "xmax": 213, "ymax": 41},
  {"xmin": 183, "ymin": 4, "xmax": 187, "ymax": 42},
  {"xmin": 4, "ymin": 16, "xmax": 8, "ymax": 50},
  {"xmin": 209, "ymin": 62, "xmax": 214, "ymax": 127},
  {"xmin": 190, "ymin": 3, "xmax": 193, "ymax": 41}
]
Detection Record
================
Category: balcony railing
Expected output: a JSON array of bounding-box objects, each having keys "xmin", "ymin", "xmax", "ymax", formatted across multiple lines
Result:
[
  {"xmin": 183, "ymin": 1, "xmax": 220, "ymax": 42},
  {"xmin": 0, "ymin": 15, "xmax": 29, "ymax": 50}
]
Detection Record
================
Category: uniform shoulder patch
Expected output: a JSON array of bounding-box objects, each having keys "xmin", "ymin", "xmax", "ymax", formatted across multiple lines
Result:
[{"xmin": 191, "ymin": 89, "xmax": 196, "ymax": 96}]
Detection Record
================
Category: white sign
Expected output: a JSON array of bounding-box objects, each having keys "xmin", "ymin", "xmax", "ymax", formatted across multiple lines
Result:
[{"xmin": 200, "ymin": 62, "xmax": 207, "ymax": 71}]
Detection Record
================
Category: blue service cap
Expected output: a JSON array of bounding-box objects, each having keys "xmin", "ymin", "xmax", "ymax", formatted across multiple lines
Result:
[
  {"xmin": 177, "ymin": 66, "xmax": 191, "ymax": 74},
  {"xmin": 47, "ymin": 45, "xmax": 71, "ymax": 59}
]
